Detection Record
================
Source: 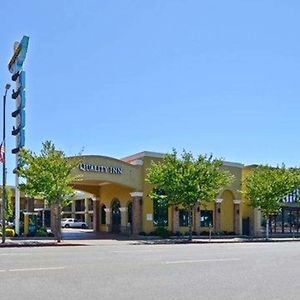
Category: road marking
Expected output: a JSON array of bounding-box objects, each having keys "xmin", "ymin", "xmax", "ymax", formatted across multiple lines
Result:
[
  {"xmin": 8, "ymin": 267, "xmax": 66, "ymax": 272},
  {"xmin": 0, "ymin": 253, "xmax": 30, "ymax": 256},
  {"xmin": 164, "ymin": 258, "xmax": 241, "ymax": 264},
  {"xmin": 112, "ymin": 250, "xmax": 156, "ymax": 253}
]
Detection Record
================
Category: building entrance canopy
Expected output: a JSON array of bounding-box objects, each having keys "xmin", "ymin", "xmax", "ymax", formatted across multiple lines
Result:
[{"xmin": 70, "ymin": 155, "xmax": 143, "ymax": 195}]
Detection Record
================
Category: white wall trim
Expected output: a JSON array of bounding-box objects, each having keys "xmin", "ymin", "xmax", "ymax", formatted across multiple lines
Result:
[
  {"xmin": 215, "ymin": 198, "xmax": 223, "ymax": 203},
  {"xmin": 130, "ymin": 159, "xmax": 144, "ymax": 166},
  {"xmin": 130, "ymin": 192, "xmax": 143, "ymax": 198}
]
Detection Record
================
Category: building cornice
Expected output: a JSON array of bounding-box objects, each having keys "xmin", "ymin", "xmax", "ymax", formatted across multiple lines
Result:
[{"xmin": 122, "ymin": 151, "xmax": 165, "ymax": 162}]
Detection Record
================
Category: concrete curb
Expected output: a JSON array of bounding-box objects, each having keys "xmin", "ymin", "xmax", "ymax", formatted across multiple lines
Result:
[
  {"xmin": 132, "ymin": 238, "xmax": 300, "ymax": 245},
  {"xmin": 0, "ymin": 241, "xmax": 87, "ymax": 248}
]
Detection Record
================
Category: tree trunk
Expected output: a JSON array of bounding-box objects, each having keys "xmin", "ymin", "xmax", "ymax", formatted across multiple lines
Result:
[
  {"xmin": 265, "ymin": 215, "xmax": 269, "ymax": 241},
  {"xmin": 188, "ymin": 207, "xmax": 193, "ymax": 241},
  {"xmin": 50, "ymin": 203, "xmax": 62, "ymax": 242}
]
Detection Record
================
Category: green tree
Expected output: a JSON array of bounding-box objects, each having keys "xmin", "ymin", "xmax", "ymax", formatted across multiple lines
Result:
[
  {"xmin": 243, "ymin": 165, "xmax": 300, "ymax": 240},
  {"xmin": 5, "ymin": 187, "xmax": 13, "ymax": 220},
  {"xmin": 0, "ymin": 187, "xmax": 13, "ymax": 241},
  {"xmin": 17, "ymin": 141, "xmax": 81, "ymax": 242},
  {"xmin": 0, "ymin": 187, "xmax": 13, "ymax": 220},
  {"xmin": 146, "ymin": 149, "xmax": 234, "ymax": 240}
]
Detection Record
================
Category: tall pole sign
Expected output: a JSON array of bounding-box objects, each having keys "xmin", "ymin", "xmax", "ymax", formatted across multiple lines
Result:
[{"xmin": 8, "ymin": 36, "xmax": 29, "ymax": 236}]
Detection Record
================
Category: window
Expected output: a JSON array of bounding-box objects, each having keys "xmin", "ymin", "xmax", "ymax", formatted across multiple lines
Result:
[
  {"xmin": 75, "ymin": 199, "xmax": 84, "ymax": 212},
  {"xmin": 179, "ymin": 210, "xmax": 189, "ymax": 227},
  {"xmin": 101, "ymin": 205, "xmax": 106, "ymax": 225},
  {"xmin": 200, "ymin": 210, "xmax": 213, "ymax": 227},
  {"xmin": 153, "ymin": 189, "xmax": 168, "ymax": 227}
]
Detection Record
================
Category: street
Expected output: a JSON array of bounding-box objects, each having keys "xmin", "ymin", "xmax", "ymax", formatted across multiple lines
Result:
[{"xmin": 0, "ymin": 241, "xmax": 300, "ymax": 300}]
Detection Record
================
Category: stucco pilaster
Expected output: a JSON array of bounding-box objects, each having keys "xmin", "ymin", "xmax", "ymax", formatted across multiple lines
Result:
[
  {"xmin": 71, "ymin": 200, "xmax": 76, "ymax": 219},
  {"xmin": 92, "ymin": 197, "xmax": 100, "ymax": 232},
  {"xmin": 194, "ymin": 205, "xmax": 201, "ymax": 234},
  {"xmin": 172, "ymin": 206, "xmax": 179, "ymax": 233},
  {"xmin": 84, "ymin": 198, "xmax": 91, "ymax": 227},
  {"xmin": 120, "ymin": 207, "xmax": 128, "ymax": 234},
  {"xmin": 104, "ymin": 208, "xmax": 111, "ymax": 232},
  {"xmin": 130, "ymin": 192, "xmax": 143, "ymax": 235},
  {"xmin": 214, "ymin": 198, "xmax": 223, "ymax": 233},
  {"xmin": 253, "ymin": 208, "xmax": 262, "ymax": 237},
  {"xmin": 233, "ymin": 200, "xmax": 242, "ymax": 235}
]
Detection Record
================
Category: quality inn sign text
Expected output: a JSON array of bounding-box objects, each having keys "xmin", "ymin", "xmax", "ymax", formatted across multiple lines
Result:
[{"xmin": 79, "ymin": 163, "xmax": 123, "ymax": 175}]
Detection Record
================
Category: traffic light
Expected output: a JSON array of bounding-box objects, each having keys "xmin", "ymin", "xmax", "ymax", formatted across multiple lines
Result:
[{"xmin": 11, "ymin": 70, "xmax": 26, "ymax": 154}]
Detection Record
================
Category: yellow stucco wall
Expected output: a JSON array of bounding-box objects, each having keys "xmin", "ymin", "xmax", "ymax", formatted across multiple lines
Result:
[
  {"xmin": 221, "ymin": 190, "xmax": 234, "ymax": 232},
  {"xmin": 241, "ymin": 166, "xmax": 254, "ymax": 218},
  {"xmin": 99, "ymin": 184, "xmax": 133, "ymax": 207}
]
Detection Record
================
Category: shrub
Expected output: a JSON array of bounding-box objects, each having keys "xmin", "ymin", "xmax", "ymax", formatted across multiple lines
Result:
[
  {"xmin": 5, "ymin": 228, "xmax": 15, "ymax": 237},
  {"xmin": 36, "ymin": 228, "xmax": 48, "ymax": 237},
  {"xmin": 139, "ymin": 231, "xmax": 147, "ymax": 236},
  {"xmin": 175, "ymin": 231, "xmax": 182, "ymax": 237},
  {"xmin": 215, "ymin": 231, "xmax": 225, "ymax": 236},
  {"xmin": 200, "ymin": 231, "xmax": 210, "ymax": 236},
  {"xmin": 183, "ymin": 231, "xmax": 197, "ymax": 237},
  {"xmin": 47, "ymin": 231, "xmax": 55, "ymax": 237},
  {"xmin": 227, "ymin": 231, "xmax": 236, "ymax": 235},
  {"xmin": 154, "ymin": 227, "xmax": 171, "ymax": 238}
]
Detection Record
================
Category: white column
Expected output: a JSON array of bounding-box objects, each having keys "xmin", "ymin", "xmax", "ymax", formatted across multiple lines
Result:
[
  {"xmin": 233, "ymin": 200, "xmax": 242, "ymax": 235},
  {"xmin": 214, "ymin": 198, "xmax": 223, "ymax": 232},
  {"xmin": 253, "ymin": 208, "xmax": 262, "ymax": 237},
  {"xmin": 71, "ymin": 200, "xmax": 76, "ymax": 219},
  {"xmin": 130, "ymin": 192, "xmax": 143, "ymax": 235},
  {"xmin": 104, "ymin": 208, "xmax": 111, "ymax": 232},
  {"xmin": 84, "ymin": 198, "xmax": 91, "ymax": 227},
  {"xmin": 194, "ymin": 205, "xmax": 201, "ymax": 234},
  {"xmin": 119, "ymin": 207, "xmax": 128, "ymax": 233},
  {"xmin": 172, "ymin": 206, "xmax": 179, "ymax": 233},
  {"xmin": 92, "ymin": 197, "xmax": 100, "ymax": 232}
]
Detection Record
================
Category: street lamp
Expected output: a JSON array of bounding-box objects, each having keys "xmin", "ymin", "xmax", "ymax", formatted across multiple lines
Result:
[{"xmin": 1, "ymin": 83, "xmax": 10, "ymax": 243}]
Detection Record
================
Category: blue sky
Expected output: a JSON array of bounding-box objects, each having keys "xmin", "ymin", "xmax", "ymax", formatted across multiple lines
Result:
[{"xmin": 1, "ymin": 1, "xmax": 300, "ymax": 183}]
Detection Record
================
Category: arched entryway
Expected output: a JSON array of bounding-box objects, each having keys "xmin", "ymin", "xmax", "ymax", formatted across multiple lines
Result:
[{"xmin": 111, "ymin": 199, "xmax": 121, "ymax": 233}]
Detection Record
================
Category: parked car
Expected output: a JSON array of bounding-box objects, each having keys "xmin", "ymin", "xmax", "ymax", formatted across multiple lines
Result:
[{"xmin": 61, "ymin": 218, "xmax": 88, "ymax": 229}]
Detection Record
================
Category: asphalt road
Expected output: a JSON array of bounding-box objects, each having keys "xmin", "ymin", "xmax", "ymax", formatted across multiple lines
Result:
[{"xmin": 0, "ymin": 241, "xmax": 300, "ymax": 300}]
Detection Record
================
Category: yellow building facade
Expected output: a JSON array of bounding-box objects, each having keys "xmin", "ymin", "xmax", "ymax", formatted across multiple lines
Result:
[
  {"xmin": 55, "ymin": 151, "xmax": 262, "ymax": 236},
  {"xmin": 14, "ymin": 151, "xmax": 300, "ymax": 237}
]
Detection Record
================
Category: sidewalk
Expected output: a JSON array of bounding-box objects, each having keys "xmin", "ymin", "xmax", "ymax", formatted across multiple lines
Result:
[
  {"xmin": 1, "ymin": 235, "xmax": 300, "ymax": 247},
  {"xmin": 0, "ymin": 237, "xmax": 87, "ymax": 248}
]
